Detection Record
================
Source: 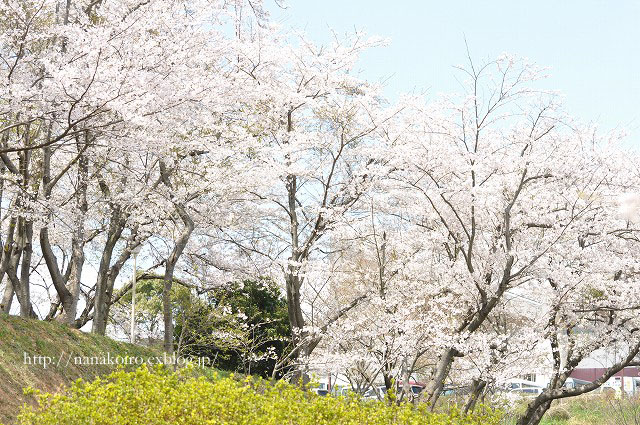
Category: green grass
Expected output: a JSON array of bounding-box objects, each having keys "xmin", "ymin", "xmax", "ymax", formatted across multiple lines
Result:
[
  {"xmin": 502, "ymin": 394, "xmax": 640, "ymax": 425},
  {"xmin": 0, "ymin": 315, "xmax": 162, "ymax": 424},
  {"xmin": 4, "ymin": 315, "xmax": 637, "ymax": 425}
]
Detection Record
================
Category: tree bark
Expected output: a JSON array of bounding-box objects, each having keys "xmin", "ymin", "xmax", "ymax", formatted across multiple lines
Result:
[
  {"xmin": 64, "ymin": 141, "xmax": 88, "ymax": 324},
  {"xmin": 18, "ymin": 219, "xmax": 33, "ymax": 318},
  {"xmin": 162, "ymin": 204, "xmax": 194, "ymax": 354},
  {"xmin": 92, "ymin": 210, "xmax": 126, "ymax": 334},
  {"xmin": 424, "ymin": 347, "xmax": 457, "ymax": 408},
  {"xmin": 1, "ymin": 280, "xmax": 13, "ymax": 313},
  {"xmin": 463, "ymin": 379, "xmax": 486, "ymax": 414},
  {"xmin": 0, "ymin": 217, "xmax": 16, "ymax": 314},
  {"xmin": 40, "ymin": 226, "xmax": 75, "ymax": 323}
]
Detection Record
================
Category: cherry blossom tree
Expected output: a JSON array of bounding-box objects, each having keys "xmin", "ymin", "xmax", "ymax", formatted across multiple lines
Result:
[
  {"xmin": 373, "ymin": 56, "xmax": 640, "ymax": 419},
  {"xmin": 215, "ymin": 29, "xmax": 404, "ymax": 379},
  {"xmin": 305, "ymin": 54, "xmax": 640, "ymax": 422},
  {"xmin": 0, "ymin": 0, "xmax": 268, "ymax": 333}
]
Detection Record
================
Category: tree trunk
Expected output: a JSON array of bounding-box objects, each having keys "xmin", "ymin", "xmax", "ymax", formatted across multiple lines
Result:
[
  {"xmin": 162, "ymin": 204, "xmax": 194, "ymax": 354},
  {"xmin": 285, "ymin": 269, "xmax": 308, "ymax": 384},
  {"xmin": 0, "ymin": 218, "xmax": 15, "ymax": 314},
  {"xmin": 1, "ymin": 280, "xmax": 13, "ymax": 313},
  {"xmin": 12, "ymin": 144, "xmax": 36, "ymax": 318},
  {"xmin": 92, "ymin": 213, "xmax": 125, "ymax": 334},
  {"xmin": 19, "ymin": 221, "xmax": 33, "ymax": 317},
  {"xmin": 463, "ymin": 379, "xmax": 486, "ymax": 414},
  {"xmin": 383, "ymin": 371, "xmax": 393, "ymax": 395},
  {"xmin": 517, "ymin": 400, "xmax": 552, "ymax": 425},
  {"xmin": 424, "ymin": 347, "xmax": 456, "ymax": 408},
  {"xmin": 11, "ymin": 218, "xmax": 35, "ymax": 318},
  {"xmin": 62, "ymin": 236, "xmax": 84, "ymax": 324},
  {"xmin": 40, "ymin": 226, "xmax": 75, "ymax": 324},
  {"xmin": 60, "ymin": 140, "xmax": 88, "ymax": 324},
  {"xmin": 0, "ymin": 150, "xmax": 7, "ymax": 314}
]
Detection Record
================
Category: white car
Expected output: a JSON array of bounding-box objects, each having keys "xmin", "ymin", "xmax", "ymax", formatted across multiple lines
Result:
[
  {"xmin": 363, "ymin": 385, "xmax": 387, "ymax": 401},
  {"xmin": 506, "ymin": 379, "xmax": 544, "ymax": 395}
]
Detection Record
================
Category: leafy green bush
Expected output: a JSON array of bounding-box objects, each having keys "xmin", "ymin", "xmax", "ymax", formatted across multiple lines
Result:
[
  {"xmin": 14, "ymin": 366, "xmax": 502, "ymax": 425},
  {"xmin": 175, "ymin": 278, "xmax": 291, "ymax": 378}
]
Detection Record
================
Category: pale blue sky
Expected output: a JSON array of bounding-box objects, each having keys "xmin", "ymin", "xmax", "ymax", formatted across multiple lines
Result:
[{"xmin": 269, "ymin": 1, "xmax": 640, "ymax": 146}]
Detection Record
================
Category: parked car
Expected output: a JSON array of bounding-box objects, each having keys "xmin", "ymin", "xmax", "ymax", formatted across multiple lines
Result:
[
  {"xmin": 396, "ymin": 381, "xmax": 426, "ymax": 397},
  {"xmin": 363, "ymin": 385, "xmax": 387, "ymax": 400},
  {"xmin": 441, "ymin": 386, "xmax": 457, "ymax": 396},
  {"xmin": 361, "ymin": 382, "xmax": 426, "ymax": 401},
  {"xmin": 506, "ymin": 379, "xmax": 544, "ymax": 395},
  {"xmin": 408, "ymin": 383, "xmax": 425, "ymax": 395}
]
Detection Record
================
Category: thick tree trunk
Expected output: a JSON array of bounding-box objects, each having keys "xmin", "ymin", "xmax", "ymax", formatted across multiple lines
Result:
[
  {"xmin": 162, "ymin": 204, "xmax": 194, "ymax": 354},
  {"xmin": 62, "ymin": 236, "xmax": 84, "ymax": 324},
  {"xmin": 424, "ymin": 347, "xmax": 457, "ymax": 408},
  {"xmin": 12, "ymin": 144, "xmax": 37, "ymax": 318},
  {"xmin": 0, "ymin": 219, "xmax": 15, "ymax": 314},
  {"xmin": 1, "ymin": 280, "xmax": 13, "ymax": 313},
  {"xmin": 40, "ymin": 144, "xmax": 71, "ymax": 324},
  {"xmin": 285, "ymin": 272, "xmax": 305, "ymax": 337},
  {"xmin": 40, "ymin": 226, "xmax": 75, "ymax": 324},
  {"xmin": 92, "ymin": 270, "xmax": 111, "ymax": 334},
  {"xmin": 1, "ymin": 129, "xmax": 38, "ymax": 318},
  {"xmin": 285, "ymin": 270, "xmax": 308, "ymax": 384},
  {"xmin": 383, "ymin": 372, "xmax": 393, "ymax": 395},
  {"xmin": 463, "ymin": 379, "xmax": 486, "ymax": 414},
  {"xmin": 92, "ymin": 213, "xmax": 125, "ymax": 334},
  {"xmin": 19, "ymin": 221, "xmax": 33, "ymax": 318},
  {"xmin": 0, "ymin": 152, "xmax": 6, "ymax": 314},
  {"xmin": 58, "ymin": 142, "xmax": 88, "ymax": 325},
  {"xmin": 60, "ymin": 189, "xmax": 87, "ymax": 324},
  {"xmin": 517, "ymin": 400, "xmax": 552, "ymax": 425},
  {"xmin": 9, "ymin": 218, "xmax": 35, "ymax": 318},
  {"xmin": 4, "ymin": 220, "xmax": 21, "ymax": 314}
]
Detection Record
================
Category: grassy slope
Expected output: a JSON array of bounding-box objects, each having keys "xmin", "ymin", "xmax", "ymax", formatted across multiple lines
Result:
[
  {"xmin": 0, "ymin": 315, "xmax": 161, "ymax": 424},
  {"xmin": 6, "ymin": 314, "xmax": 627, "ymax": 425},
  {"xmin": 501, "ymin": 395, "xmax": 640, "ymax": 425}
]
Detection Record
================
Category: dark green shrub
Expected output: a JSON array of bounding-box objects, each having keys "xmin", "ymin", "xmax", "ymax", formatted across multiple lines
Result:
[{"xmin": 175, "ymin": 278, "xmax": 291, "ymax": 378}]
